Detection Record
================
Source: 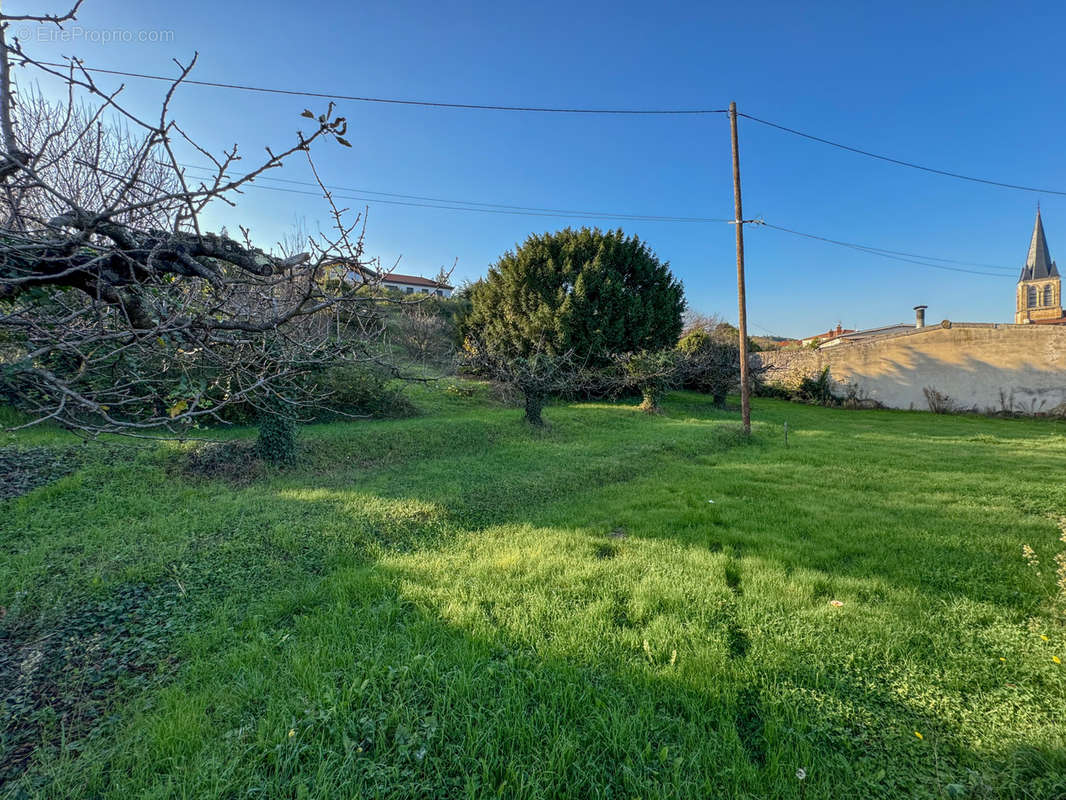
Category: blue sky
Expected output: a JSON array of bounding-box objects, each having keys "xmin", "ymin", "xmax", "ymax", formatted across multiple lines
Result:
[{"xmin": 11, "ymin": 0, "xmax": 1066, "ymax": 337}]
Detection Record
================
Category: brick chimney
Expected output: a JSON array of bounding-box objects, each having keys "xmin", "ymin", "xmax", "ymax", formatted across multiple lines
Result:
[{"xmin": 913, "ymin": 305, "xmax": 927, "ymax": 328}]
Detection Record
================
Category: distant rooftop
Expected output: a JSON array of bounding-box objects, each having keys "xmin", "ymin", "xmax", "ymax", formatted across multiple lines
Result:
[
  {"xmin": 800, "ymin": 324, "xmax": 854, "ymax": 344},
  {"xmin": 382, "ymin": 272, "xmax": 453, "ymax": 290}
]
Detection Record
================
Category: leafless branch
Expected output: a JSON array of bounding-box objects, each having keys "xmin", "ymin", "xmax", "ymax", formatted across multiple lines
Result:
[{"xmin": 0, "ymin": 4, "xmax": 393, "ymax": 436}]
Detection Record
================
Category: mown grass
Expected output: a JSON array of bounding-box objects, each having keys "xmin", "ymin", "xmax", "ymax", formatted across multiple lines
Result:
[{"xmin": 2, "ymin": 387, "xmax": 1065, "ymax": 798}]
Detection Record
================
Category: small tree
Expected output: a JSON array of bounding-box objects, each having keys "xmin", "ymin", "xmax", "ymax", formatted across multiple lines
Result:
[
  {"xmin": 460, "ymin": 342, "xmax": 582, "ymax": 427},
  {"xmin": 618, "ymin": 350, "xmax": 680, "ymax": 414},
  {"xmin": 255, "ymin": 412, "xmax": 297, "ymax": 464},
  {"xmin": 677, "ymin": 328, "xmax": 740, "ymax": 407},
  {"xmin": 394, "ymin": 301, "xmax": 453, "ymax": 366},
  {"xmin": 463, "ymin": 228, "xmax": 684, "ymax": 368}
]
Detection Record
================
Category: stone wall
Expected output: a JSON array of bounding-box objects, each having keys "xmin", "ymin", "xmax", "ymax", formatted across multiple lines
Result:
[{"xmin": 756, "ymin": 323, "xmax": 1066, "ymax": 414}]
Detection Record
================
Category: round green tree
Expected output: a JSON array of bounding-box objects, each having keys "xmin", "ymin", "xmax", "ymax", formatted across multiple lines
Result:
[{"xmin": 463, "ymin": 228, "xmax": 685, "ymax": 366}]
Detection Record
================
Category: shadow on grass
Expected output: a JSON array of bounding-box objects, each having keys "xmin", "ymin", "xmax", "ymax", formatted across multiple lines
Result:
[
  {"xmin": 277, "ymin": 396, "xmax": 1065, "ymax": 612},
  {"xmin": 20, "ymin": 557, "xmax": 1063, "ymax": 799},
  {"xmin": 5, "ymin": 394, "xmax": 1066, "ymax": 797}
]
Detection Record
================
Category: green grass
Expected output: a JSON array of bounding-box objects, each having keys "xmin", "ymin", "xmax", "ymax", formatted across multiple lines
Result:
[{"xmin": 2, "ymin": 389, "xmax": 1065, "ymax": 798}]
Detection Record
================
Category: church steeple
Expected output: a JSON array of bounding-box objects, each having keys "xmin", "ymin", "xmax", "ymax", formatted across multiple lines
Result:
[
  {"xmin": 1020, "ymin": 207, "xmax": 1059, "ymax": 281},
  {"xmin": 1015, "ymin": 209, "xmax": 1063, "ymax": 323}
]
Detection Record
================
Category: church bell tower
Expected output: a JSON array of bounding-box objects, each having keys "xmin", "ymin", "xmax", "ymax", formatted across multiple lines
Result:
[{"xmin": 1015, "ymin": 208, "xmax": 1062, "ymax": 323}]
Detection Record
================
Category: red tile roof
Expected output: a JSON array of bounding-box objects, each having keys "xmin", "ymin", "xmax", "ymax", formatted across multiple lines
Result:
[
  {"xmin": 801, "ymin": 325, "xmax": 854, "ymax": 342},
  {"xmin": 382, "ymin": 273, "xmax": 453, "ymax": 289}
]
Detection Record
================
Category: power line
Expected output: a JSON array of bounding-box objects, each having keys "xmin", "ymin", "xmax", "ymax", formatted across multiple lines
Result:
[
  {"xmin": 38, "ymin": 60, "xmax": 728, "ymax": 115},
  {"xmin": 761, "ymin": 221, "xmax": 1016, "ymax": 271},
  {"xmin": 36, "ymin": 60, "xmax": 1066, "ymax": 196},
  {"xmin": 739, "ymin": 112, "xmax": 1066, "ymax": 197},
  {"xmin": 209, "ymin": 168, "xmax": 723, "ymax": 218},
  {"xmin": 761, "ymin": 223, "xmax": 1016, "ymax": 277},
  {"xmin": 178, "ymin": 163, "xmax": 733, "ymax": 223},
  {"xmin": 180, "ymin": 163, "xmax": 1020, "ymax": 273}
]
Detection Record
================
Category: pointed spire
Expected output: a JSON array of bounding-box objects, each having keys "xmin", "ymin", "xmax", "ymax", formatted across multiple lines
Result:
[{"xmin": 1020, "ymin": 208, "xmax": 1058, "ymax": 281}]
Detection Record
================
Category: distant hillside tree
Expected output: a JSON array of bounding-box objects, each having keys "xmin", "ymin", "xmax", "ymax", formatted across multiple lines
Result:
[
  {"xmin": 685, "ymin": 313, "xmax": 762, "ymax": 353},
  {"xmin": 463, "ymin": 228, "xmax": 685, "ymax": 366}
]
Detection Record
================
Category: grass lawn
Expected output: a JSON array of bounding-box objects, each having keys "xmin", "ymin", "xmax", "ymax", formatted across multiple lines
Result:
[{"xmin": 2, "ymin": 385, "xmax": 1065, "ymax": 798}]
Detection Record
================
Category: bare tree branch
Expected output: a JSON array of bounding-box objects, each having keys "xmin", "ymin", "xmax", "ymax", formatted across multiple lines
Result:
[{"xmin": 0, "ymin": 4, "xmax": 393, "ymax": 437}]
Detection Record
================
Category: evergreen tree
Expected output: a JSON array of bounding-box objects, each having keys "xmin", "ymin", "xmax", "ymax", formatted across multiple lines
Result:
[{"xmin": 463, "ymin": 228, "xmax": 685, "ymax": 366}]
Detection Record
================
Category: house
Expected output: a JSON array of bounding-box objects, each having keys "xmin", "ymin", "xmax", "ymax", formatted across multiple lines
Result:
[
  {"xmin": 800, "ymin": 323, "xmax": 854, "ymax": 347},
  {"xmin": 324, "ymin": 259, "xmax": 454, "ymax": 297},
  {"xmin": 823, "ymin": 319, "xmax": 919, "ymax": 347},
  {"xmin": 380, "ymin": 272, "xmax": 453, "ymax": 297},
  {"xmin": 815, "ymin": 306, "xmax": 937, "ymax": 349}
]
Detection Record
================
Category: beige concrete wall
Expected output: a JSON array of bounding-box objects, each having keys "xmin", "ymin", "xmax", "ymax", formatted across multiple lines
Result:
[{"xmin": 756, "ymin": 324, "xmax": 1066, "ymax": 414}]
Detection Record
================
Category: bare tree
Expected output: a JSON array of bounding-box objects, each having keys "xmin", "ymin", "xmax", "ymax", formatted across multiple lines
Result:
[
  {"xmin": 0, "ymin": 4, "xmax": 392, "ymax": 440},
  {"xmin": 460, "ymin": 340, "xmax": 587, "ymax": 427},
  {"xmin": 395, "ymin": 302, "xmax": 453, "ymax": 366},
  {"xmin": 682, "ymin": 310, "xmax": 724, "ymax": 336},
  {"xmin": 2, "ymin": 85, "xmax": 182, "ymax": 231},
  {"xmin": 615, "ymin": 349, "xmax": 681, "ymax": 414}
]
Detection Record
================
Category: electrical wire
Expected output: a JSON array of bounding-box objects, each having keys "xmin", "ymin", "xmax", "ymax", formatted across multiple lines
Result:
[
  {"xmin": 37, "ymin": 60, "xmax": 728, "ymax": 115},
  {"xmin": 748, "ymin": 320, "xmax": 792, "ymax": 340},
  {"xmin": 177, "ymin": 163, "xmax": 1022, "ymax": 276},
  {"xmin": 739, "ymin": 113, "xmax": 1066, "ymax": 197},
  {"xmin": 761, "ymin": 223, "xmax": 1016, "ymax": 277},
  {"xmin": 180, "ymin": 163, "xmax": 721, "ymax": 218},
  {"xmin": 178, "ymin": 164, "xmax": 734, "ymax": 223},
  {"xmin": 36, "ymin": 61, "xmax": 1065, "ymax": 195}
]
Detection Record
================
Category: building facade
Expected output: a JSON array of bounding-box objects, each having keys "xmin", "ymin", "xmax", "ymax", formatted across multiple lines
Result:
[
  {"xmin": 1015, "ymin": 209, "xmax": 1064, "ymax": 324},
  {"xmin": 325, "ymin": 259, "xmax": 453, "ymax": 297},
  {"xmin": 380, "ymin": 273, "xmax": 453, "ymax": 297}
]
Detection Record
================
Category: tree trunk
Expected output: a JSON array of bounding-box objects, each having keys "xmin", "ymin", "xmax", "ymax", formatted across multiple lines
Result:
[
  {"xmin": 256, "ymin": 413, "xmax": 297, "ymax": 464},
  {"xmin": 639, "ymin": 386, "xmax": 662, "ymax": 414},
  {"xmin": 523, "ymin": 392, "xmax": 545, "ymax": 426}
]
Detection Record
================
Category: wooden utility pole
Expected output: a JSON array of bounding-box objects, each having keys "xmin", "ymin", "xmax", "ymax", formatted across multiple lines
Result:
[{"xmin": 729, "ymin": 101, "xmax": 751, "ymax": 435}]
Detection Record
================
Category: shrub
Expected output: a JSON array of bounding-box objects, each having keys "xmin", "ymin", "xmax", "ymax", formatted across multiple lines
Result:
[
  {"xmin": 209, "ymin": 364, "xmax": 413, "ymax": 427},
  {"xmin": 796, "ymin": 367, "xmax": 838, "ymax": 406},
  {"xmin": 923, "ymin": 386, "xmax": 957, "ymax": 414},
  {"xmin": 462, "ymin": 227, "xmax": 684, "ymax": 367},
  {"xmin": 312, "ymin": 364, "xmax": 415, "ymax": 420},
  {"xmin": 751, "ymin": 376, "xmax": 792, "ymax": 401}
]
